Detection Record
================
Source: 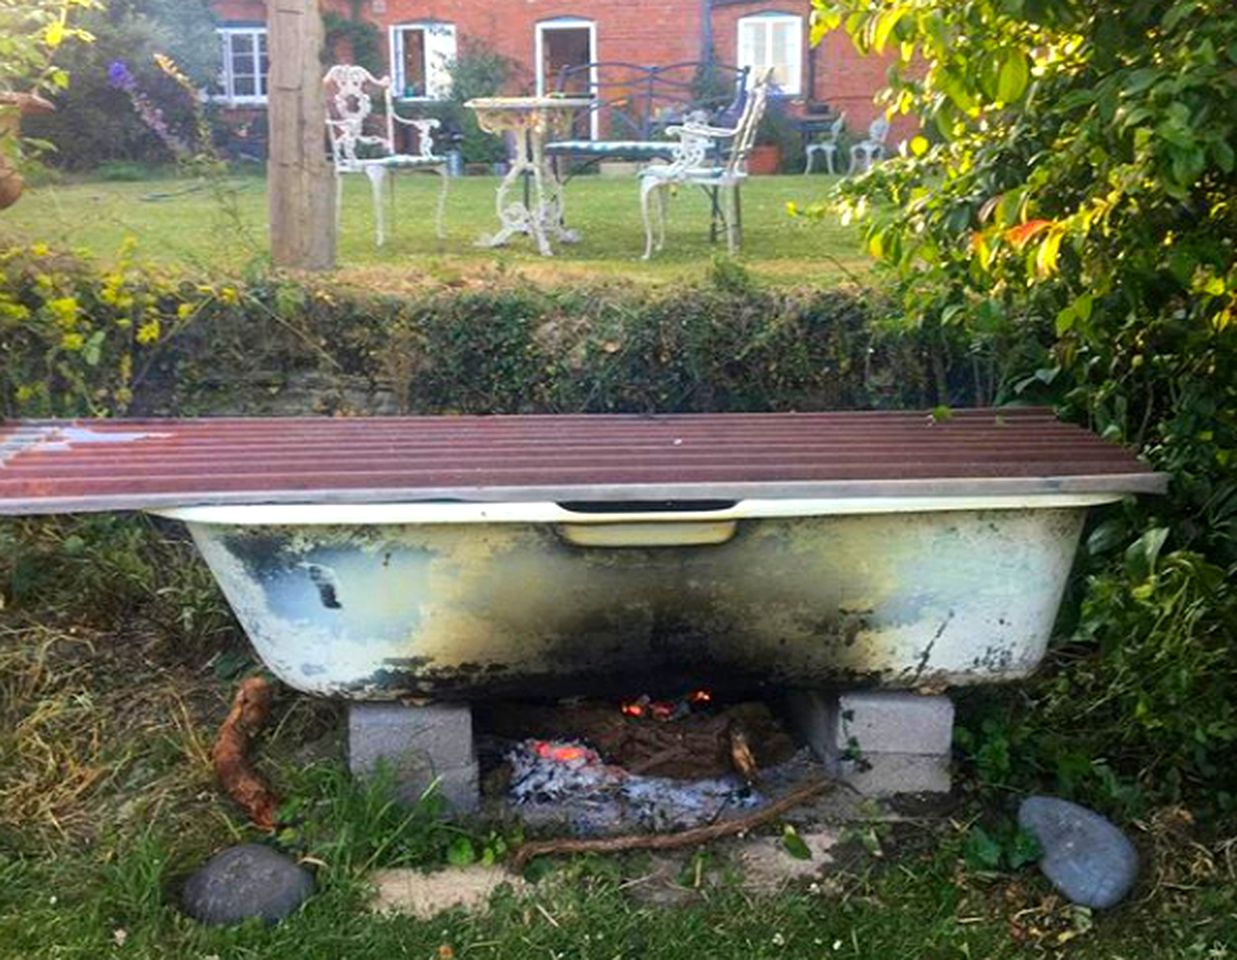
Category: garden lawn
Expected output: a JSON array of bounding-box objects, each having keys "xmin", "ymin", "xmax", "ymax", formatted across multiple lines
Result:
[{"xmin": 0, "ymin": 172, "xmax": 867, "ymax": 289}]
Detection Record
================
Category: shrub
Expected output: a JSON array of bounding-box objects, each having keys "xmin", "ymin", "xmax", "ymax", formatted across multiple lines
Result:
[{"xmin": 0, "ymin": 242, "xmax": 980, "ymax": 421}]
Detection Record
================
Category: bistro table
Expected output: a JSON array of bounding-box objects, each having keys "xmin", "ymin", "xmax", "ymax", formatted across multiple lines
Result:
[{"xmin": 465, "ymin": 96, "xmax": 592, "ymax": 256}]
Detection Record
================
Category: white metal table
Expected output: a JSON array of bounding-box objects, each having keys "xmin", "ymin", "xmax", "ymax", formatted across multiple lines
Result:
[{"xmin": 465, "ymin": 96, "xmax": 592, "ymax": 256}]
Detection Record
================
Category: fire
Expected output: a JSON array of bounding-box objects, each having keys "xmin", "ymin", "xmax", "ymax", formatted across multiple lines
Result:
[
  {"xmin": 620, "ymin": 689, "xmax": 713, "ymax": 721},
  {"xmin": 533, "ymin": 740, "xmax": 590, "ymax": 763}
]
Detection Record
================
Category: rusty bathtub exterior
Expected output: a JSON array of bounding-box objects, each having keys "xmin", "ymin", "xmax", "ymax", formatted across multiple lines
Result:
[{"xmin": 161, "ymin": 495, "xmax": 1108, "ymax": 698}]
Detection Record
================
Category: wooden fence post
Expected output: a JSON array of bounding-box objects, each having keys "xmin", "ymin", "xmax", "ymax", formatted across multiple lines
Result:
[{"xmin": 267, "ymin": 0, "xmax": 335, "ymax": 269}]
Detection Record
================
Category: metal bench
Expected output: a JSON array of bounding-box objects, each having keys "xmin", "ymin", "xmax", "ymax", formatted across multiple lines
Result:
[{"xmin": 544, "ymin": 61, "xmax": 749, "ymax": 180}]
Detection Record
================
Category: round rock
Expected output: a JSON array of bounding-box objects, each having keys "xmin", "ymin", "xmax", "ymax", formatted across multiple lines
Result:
[
  {"xmin": 182, "ymin": 843, "xmax": 315, "ymax": 926},
  {"xmin": 1018, "ymin": 795, "xmax": 1138, "ymax": 909}
]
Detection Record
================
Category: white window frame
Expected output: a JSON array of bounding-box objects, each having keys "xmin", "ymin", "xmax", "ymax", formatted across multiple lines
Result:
[
  {"xmin": 737, "ymin": 13, "xmax": 804, "ymax": 97},
  {"xmin": 534, "ymin": 17, "xmax": 598, "ymax": 140},
  {"xmin": 389, "ymin": 21, "xmax": 457, "ymax": 101},
  {"xmin": 216, "ymin": 26, "xmax": 268, "ymax": 105}
]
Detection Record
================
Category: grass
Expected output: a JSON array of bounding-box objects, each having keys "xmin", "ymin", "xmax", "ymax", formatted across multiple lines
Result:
[
  {"xmin": 0, "ymin": 171, "xmax": 868, "ymax": 289},
  {"xmin": 1, "ymin": 516, "xmax": 1235, "ymax": 959}
]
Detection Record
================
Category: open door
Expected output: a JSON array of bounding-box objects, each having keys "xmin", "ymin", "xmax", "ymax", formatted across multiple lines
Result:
[{"xmin": 536, "ymin": 18, "xmax": 597, "ymax": 139}]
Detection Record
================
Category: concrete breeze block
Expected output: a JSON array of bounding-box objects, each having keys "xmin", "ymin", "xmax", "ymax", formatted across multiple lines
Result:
[
  {"xmin": 348, "ymin": 702, "xmax": 479, "ymax": 812},
  {"xmin": 836, "ymin": 691, "xmax": 955, "ymax": 757},
  {"xmin": 785, "ymin": 689, "xmax": 955, "ymax": 795}
]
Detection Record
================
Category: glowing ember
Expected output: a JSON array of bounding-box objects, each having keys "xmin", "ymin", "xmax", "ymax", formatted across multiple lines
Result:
[
  {"xmin": 532, "ymin": 740, "xmax": 597, "ymax": 764},
  {"xmin": 620, "ymin": 690, "xmax": 714, "ymax": 722}
]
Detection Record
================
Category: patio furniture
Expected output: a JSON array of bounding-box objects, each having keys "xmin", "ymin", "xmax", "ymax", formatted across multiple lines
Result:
[
  {"xmin": 545, "ymin": 62, "xmax": 749, "ymax": 179},
  {"xmin": 638, "ymin": 70, "xmax": 772, "ymax": 260},
  {"xmin": 848, "ymin": 117, "xmax": 890, "ymax": 174},
  {"xmin": 465, "ymin": 96, "xmax": 592, "ymax": 257},
  {"xmin": 323, "ymin": 64, "xmax": 449, "ymax": 247},
  {"xmin": 804, "ymin": 112, "xmax": 846, "ymax": 175}
]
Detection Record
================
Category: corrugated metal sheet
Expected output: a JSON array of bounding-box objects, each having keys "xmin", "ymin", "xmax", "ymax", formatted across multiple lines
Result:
[{"xmin": 0, "ymin": 409, "xmax": 1166, "ymax": 514}]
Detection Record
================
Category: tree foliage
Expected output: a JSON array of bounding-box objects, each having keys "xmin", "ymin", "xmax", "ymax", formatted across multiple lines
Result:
[
  {"xmin": 812, "ymin": 0, "xmax": 1237, "ymax": 811},
  {"xmin": 22, "ymin": 0, "xmax": 218, "ymax": 169}
]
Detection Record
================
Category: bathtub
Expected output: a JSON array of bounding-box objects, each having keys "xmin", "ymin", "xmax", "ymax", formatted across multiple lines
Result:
[
  {"xmin": 0, "ymin": 410, "xmax": 1165, "ymax": 701},
  {"xmin": 157, "ymin": 492, "xmax": 1120, "ymax": 698}
]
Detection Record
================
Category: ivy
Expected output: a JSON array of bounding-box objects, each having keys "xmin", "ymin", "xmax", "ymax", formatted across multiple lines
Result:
[{"xmin": 322, "ymin": 1, "xmax": 382, "ymax": 77}]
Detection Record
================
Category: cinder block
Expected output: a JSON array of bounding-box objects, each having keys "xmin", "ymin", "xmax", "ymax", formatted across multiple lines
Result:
[
  {"xmin": 839, "ymin": 753, "xmax": 952, "ymax": 797},
  {"xmin": 785, "ymin": 689, "xmax": 954, "ymax": 795},
  {"xmin": 837, "ymin": 692, "xmax": 954, "ymax": 757},
  {"xmin": 348, "ymin": 702, "xmax": 479, "ymax": 812}
]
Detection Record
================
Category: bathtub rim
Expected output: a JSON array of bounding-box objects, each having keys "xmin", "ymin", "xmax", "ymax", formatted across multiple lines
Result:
[{"xmin": 153, "ymin": 491, "xmax": 1127, "ymax": 526}]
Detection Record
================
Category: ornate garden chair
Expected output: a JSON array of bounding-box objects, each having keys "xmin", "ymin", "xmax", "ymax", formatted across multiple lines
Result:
[
  {"xmin": 847, "ymin": 116, "xmax": 890, "ymax": 174},
  {"xmin": 323, "ymin": 64, "xmax": 448, "ymax": 246},
  {"xmin": 637, "ymin": 70, "xmax": 772, "ymax": 260},
  {"xmin": 804, "ymin": 112, "xmax": 846, "ymax": 175}
]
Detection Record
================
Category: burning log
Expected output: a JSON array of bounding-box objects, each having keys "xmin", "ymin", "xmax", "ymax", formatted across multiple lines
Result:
[
  {"xmin": 482, "ymin": 698, "xmax": 796, "ymax": 780},
  {"xmin": 212, "ymin": 676, "xmax": 279, "ymax": 831},
  {"xmin": 509, "ymin": 776, "xmax": 833, "ymax": 871}
]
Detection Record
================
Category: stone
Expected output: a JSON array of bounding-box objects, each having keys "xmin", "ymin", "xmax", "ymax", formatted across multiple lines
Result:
[
  {"xmin": 1018, "ymin": 796, "xmax": 1139, "ymax": 909},
  {"xmin": 348, "ymin": 701, "xmax": 480, "ymax": 811},
  {"xmin": 734, "ymin": 829, "xmax": 839, "ymax": 893},
  {"xmin": 370, "ymin": 866, "xmax": 528, "ymax": 919},
  {"xmin": 182, "ymin": 844, "xmax": 315, "ymax": 926}
]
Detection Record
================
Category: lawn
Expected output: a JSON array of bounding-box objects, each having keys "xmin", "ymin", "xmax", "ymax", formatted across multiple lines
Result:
[
  {"xmin": 1, "ymin": 518, "xmax": 1234, "ymax": 960},
  {"xmin": 0, "ymin": 171, "xmax": 868, "ymax": 289}
]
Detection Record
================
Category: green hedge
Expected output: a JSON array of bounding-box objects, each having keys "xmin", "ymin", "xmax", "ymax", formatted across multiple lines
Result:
[{"xmin": 0, "ymin": 244, "xmax": 988, "ymax": 419}]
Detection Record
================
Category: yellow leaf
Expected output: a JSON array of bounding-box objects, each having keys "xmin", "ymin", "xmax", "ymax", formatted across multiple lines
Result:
[
  {"xmin": 45, "ymin": 18, "xmax": 65, "ymax": 48},
  {"xmin": 910, "ymin": 136, "xmax": 929, "ymax": 157}
]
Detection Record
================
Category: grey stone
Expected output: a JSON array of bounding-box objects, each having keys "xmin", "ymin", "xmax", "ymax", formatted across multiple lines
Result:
[
  {"xmin": 1018, "ymin": 796, "xmax": 1139, "ymax": 909},
  {"xmin": 182, "ymin": 844, "xmax": 314, "ymax": 926},
  {"xmin": 348, "ymin": 701, "xmax": 479, "ymax": 812}
]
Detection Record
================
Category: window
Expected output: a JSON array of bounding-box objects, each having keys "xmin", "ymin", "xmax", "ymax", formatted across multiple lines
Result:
[
  {"xmin": 217, "ymin": 27, "xmax": 268, "ymax": 104},
  {"xmin": 737, "ymin": 14, "xmax": 803, "ymax": 96},
  {"xmin": 390, "ymin": 22, "xmax": 457, "ymax": 99}
]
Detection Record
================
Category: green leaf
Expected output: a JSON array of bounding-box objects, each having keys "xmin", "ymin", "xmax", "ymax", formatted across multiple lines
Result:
[
  {"xmin": 997, "ymin": 51, "xmax": 1030, "ymax": 103},
  {"xmin": 930, "ymin": 404, "xmax": 953, "ymax": 423},
  {"xmin": 1007, "ymin": 829, "xmax": 1042, "ymax": 869},
  {"xmin": 782, "ymin": 824, "xmax": 812, "ymax": 860},
  {"xmin": 1124, "ymin": 527, "xmax": 1169, "ymax": 581},
  {"xmin": 446, "ymin": 835, "xmax": 476, "ymax": 866},
  {"xmin": 963, "ymin": 826, "xmax": 1002, "ymax": 870}
]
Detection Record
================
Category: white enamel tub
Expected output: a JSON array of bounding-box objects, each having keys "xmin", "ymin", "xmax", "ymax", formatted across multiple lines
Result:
[{"xmin": 156, "ymin": 492, "xmax": 1119, "ymax": 699}]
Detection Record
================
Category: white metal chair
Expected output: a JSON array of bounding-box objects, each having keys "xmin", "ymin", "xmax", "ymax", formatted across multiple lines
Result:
[
  {"xmin": 323, "ymin": 64, "xmax": 448, "ymax": 246},
  {"xmin": 638, "ymin": 70, "xmax": 772, "ymax": 260},
  {"xmin": 804, "ymin": 112, "xmax": 846, "ymax": 175},
  {"xmin": 848, "ymin": 117, "xmax": 890, "ymax": 174}
]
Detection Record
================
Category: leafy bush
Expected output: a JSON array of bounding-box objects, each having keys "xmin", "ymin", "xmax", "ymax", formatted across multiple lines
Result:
[
  {"xmin": 431, "ymin": 41, "xmax": 517, "ymax": 166},
  {"xmin": 22, "ymin": 0, "xmax": 219, "ymax": 170},
  {"xmin": 1, "ymin": 242, "xmax": 981, "ymax": 421},
  {"xmin": 815, "ymin": 0, "xmax": 1237, "ymax": 816}
]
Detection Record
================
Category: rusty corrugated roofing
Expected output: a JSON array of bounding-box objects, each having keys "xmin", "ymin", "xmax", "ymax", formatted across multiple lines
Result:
[{"xmin": 0, "ymin": 409, "xmax": 1166, "ymax": 514}]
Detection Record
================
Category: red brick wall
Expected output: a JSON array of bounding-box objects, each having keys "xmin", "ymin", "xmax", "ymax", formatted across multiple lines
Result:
[
  {"xmin": 211, "ymin": 0, "xmax": 918, "ymax": 146},
  {"xmin": 709, "ymin": 1, "xmax": 917, "ymax": 147}
]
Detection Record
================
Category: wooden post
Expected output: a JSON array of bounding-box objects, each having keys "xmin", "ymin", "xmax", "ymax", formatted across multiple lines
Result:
[{"xmin": 267, "ymin": 0, "xmax": 335, "ymax": 269}]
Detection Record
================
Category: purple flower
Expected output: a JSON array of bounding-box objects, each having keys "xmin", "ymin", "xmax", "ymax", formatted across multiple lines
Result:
[{"xmin": 107, "ymin": 60, "xmax": 136, "ymax": 91}]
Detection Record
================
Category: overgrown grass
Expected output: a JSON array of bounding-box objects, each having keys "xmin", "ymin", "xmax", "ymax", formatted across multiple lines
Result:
[{"xmin": 0, "ymin": 172, "xmax": 867, "ymax": 288}]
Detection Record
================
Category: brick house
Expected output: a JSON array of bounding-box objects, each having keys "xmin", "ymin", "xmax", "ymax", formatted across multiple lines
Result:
[{"xmin": 211, "ymin": 0, "xmax": 915, "ymax": 152}]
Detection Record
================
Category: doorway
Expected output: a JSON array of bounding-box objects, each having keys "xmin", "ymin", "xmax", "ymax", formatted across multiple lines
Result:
[{"xmin": 535, "ymin": 18, "xmax": 597, "ymax": 139}]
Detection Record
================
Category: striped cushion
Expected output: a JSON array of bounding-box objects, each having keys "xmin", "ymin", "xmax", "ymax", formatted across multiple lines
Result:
[
  {"xmin": 545, "ymin": 140, "xmax": 676, "ymax": 158},
  {"xmin": 364, "ymin": 154, "xmax": 445, "ymax": 168}
]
